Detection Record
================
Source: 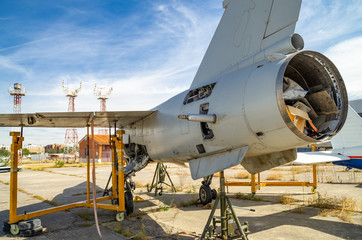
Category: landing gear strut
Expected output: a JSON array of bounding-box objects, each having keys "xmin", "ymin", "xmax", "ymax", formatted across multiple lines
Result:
[{"xmin": 199, "ymin": 175, "xmax": 217, "ymax": 205}]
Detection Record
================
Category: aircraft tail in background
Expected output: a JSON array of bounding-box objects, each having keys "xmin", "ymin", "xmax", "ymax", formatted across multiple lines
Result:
[{"xmin": 331, "ymin": 105, "xmax": 362, "ymax": 151}]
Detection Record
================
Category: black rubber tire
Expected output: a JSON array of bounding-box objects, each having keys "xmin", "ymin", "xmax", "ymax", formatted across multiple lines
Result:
[
  {"xmin": 18, "ymin": 219, "xmax": 42, "ymax": 231},
  {"xmin": 20, "ymin": 226, "xmax": 43, "ymax": 237},
  {"xmin": 125, "ymin": 191, "xmax": 134, "ymax": 216},
  {"xmin": 199, "ymin": 184, "xmax": 213, "ymax": 206},
  {"xmin": 211, "ymin": 189, "xmax": 218, "ymax": 200}
]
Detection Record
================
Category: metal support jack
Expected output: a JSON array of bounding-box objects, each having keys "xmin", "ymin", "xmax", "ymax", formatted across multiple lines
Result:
[
  {"xmin": 201, "ymin": 171, "xmax": 249, "ymax": 240},
  {"xmin": 147, "ymin": 162, "xmax": 177, "ymax": 196}
]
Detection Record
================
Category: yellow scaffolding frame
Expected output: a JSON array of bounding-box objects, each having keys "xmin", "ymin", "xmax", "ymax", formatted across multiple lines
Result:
[
  {"xmin": 7, "ymin": 126, "xmax": 126, "ymax": 226},
  {"xmin": 225, "ymin": 164, "xmax": 317, "ymax": 195},
  {"xmin": 226, "ymin": 145, "xmax": 318, "ymax": 195}
]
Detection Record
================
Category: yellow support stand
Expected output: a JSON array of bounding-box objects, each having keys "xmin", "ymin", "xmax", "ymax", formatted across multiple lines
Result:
[
  {"xmin": 9, "ymin": 132, "xmax": 23, "ymax": 225},
  {"xmin": 226, "ymin": 166, "xmax": 317, "ymax": 195},
  {"xmin": 7, "ymin": 126, "xmax": 127, "ymax": 234}
]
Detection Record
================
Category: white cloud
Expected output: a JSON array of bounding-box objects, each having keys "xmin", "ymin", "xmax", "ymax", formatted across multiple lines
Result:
[{"xmin": 297, "ymin": 0, "xmax": 362, "ymax": 50}]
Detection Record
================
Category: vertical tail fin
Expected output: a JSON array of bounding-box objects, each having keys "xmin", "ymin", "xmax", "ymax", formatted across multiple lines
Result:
[{"xmin": 190, "ymin": 0, "xmax": 302, "ymax": 88}]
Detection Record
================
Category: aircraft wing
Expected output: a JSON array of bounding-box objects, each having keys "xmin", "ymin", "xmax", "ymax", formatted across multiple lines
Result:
[
  {"xmin": 0, "ymin": 111, "xmax": 156, "ymax": 128},
  {"xmin": 294, "ymin": 151, "xmax": 350, "ymax": 164},
  {"xmin": 191, "ymin": 0, "xmax": 302, "ymax": 88}
]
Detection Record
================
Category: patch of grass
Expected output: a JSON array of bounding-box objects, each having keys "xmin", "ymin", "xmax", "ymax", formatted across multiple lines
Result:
[
  {"xmin": 279, "ymin": 194, "xmax": 297, "ymax": 205},
  {"xmin": 0, "ymin": 179, "xmax": 9, "ymax": 185},
  {"xmin": 266, "ymin": 172, "xmax": 283, "ymax": 180},
  {"xmin": 308, "ymin": 193, "xmax": 357, "ymax": 222},
  {"xmin": 116, "ymin": 226, "xmax": 134, "ymax": 238},
  {"xmin": 134, "ymin": 222, "xmax": 147, "ymax": 240},
  {"xmin": 292, "ymin": 206, "xmax": 304, "ymax": 214},
  {"xmin": 234, "ymin": 171, "xmax": 250, "ymax": 179},
  {"xmin": 0, "ymin": 158, "xmax": 10, "ymax": 166},
  {"xmin": 23, "ymin": 165, "xmax": 49, "ymax": 171},
  {"xmin": 184, "ymin": 185, "xmax": 197, "ymax": 193},
  {"xmin": 233, "ymin": 193, "xmax": 265, "ymax": 201},
  {"xmin": 135, "ymin": 181, "xmax": 148, "ymax": 188},
  {"xmin": 77, "ymin": 209, "xmax": 93, "ymax": 221},
  {"xmin": 53, "ymin": 160, "xmax": 65, "ymax": 168}
]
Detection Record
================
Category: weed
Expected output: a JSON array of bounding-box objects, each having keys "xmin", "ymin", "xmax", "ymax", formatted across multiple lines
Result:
[
  {"xmin": 308, "ymin": 193, "xmax": 357, "ymax": 222},
  {"xmin": 0, "ymin": 180, "xmax": 9, "ymax": 185},
  {"xmin": 53, "ymin": 160, "xmax": 65, "ymax": 168},
  {"xmin": 135, "ymin": 181, "xmax": 148, "ymax": 188},
  {"xmin": 233, "ymin": 193, "xmax": 265, "ymax": 201},
  {"xmin": 77, "ymin": 209, "xmax": 93, "ymax": 221},
  {"xmin": 266, "ymin": 172, "xmax": 283, "ymax": 180},
  {"xmin": 184, "ymin": 185, "xmax": 197, "ymax": 194},
  {"xmin": 133, "ymin": 222, "xmax": 147, "ymax": 240},
  {"xmin": 0, "ymin": 157, "xmax": 10, "ymax": 166},
  {"xmin": 279, "ymin": 194, "xmax": 297, "ymax": 205},
  {"xmin": 234, "ymin": 172, "xmax": 250, "ymax": 179},
  {"xmin": 116, "ymin": 226, "xmax": 134, "ymax": 238},
  {"xmin": 292, "ymin": 206, "xmax": 304, "ymax": 214}
]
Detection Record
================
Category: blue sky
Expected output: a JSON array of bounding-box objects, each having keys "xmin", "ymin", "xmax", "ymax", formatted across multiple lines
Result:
[{"xmin": 0, "ymin": 0, "xmax": 362, "ymax": 145}]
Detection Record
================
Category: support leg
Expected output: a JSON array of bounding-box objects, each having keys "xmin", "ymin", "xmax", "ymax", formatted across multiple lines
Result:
[
  {"xmin": 86, "ymin": 126, "xmax": 90, "ymax": 204},
  {"xmin": 200, "ymin": 171, "xmax": 249, "ymax": 240},
  {"xmin": 9, "ymin": 132, "xmax": 23, "ymax": 224}
]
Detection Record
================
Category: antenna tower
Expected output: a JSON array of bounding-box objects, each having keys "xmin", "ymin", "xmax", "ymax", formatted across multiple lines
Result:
[
  {"xmin": 94, "ymin": 84, "xmax": 113, "ymax": 135},
  {"xmin": 8, "ymin": 83, "xmax": 26, "ymax": 161},
  {"xmin": 62, "ymin": 80, "xmax": 82, "ymax": 156},
  {"xmin": 9, "ymin": 83, "xmax": 26, "ymax": 114}
]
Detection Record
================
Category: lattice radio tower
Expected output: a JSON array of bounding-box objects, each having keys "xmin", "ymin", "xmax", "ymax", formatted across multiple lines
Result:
[
  {"xmin": 8, "ymin": 83, "xmax": 26, "ymax": 131},
  {"xmin": 94, "ymin": 84, "xmax": 113, "ymax": 135},
  {"xmin": 62, "ymin": 80, "xmax": 82, "ymax": 156},
  {"xmin": 8, "ymin": 83, "xmax": 26, "ymax": 162}
]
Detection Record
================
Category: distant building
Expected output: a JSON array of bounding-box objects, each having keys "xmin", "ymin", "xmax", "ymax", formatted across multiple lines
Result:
[
  {"xmin": 0, "ymin": 144, "xmax": 10, "ymax": 151},
  {"xmin": 78, "ymin": 135, "xmax": 112, "ymax": 163},
  {"xmin": 23, "ymin": 144, "xmax": 45, "ymax": 154},
  {"xmin": 44, "ymin": 144, "xmax": 64, "ymax": 153}
]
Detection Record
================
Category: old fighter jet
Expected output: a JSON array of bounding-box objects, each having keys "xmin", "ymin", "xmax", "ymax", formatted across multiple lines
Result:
[{"xmin": 0, "ymin": 0, "xmax": 348, "ymax": 206}]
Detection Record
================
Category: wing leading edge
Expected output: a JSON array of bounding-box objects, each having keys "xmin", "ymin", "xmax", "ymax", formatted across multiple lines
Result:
[{"xmin": 0, "ymin": 111, "xmax": 156, "ymax": 128}]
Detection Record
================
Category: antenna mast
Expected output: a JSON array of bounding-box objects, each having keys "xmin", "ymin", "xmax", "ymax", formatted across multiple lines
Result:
[
  {"xmin": 94, "ymin": 84, "xmax": 113, "ymax": 135},
  {"xmin": 62, "ymin": 80, "xmax": 82, "ymax": 157}
]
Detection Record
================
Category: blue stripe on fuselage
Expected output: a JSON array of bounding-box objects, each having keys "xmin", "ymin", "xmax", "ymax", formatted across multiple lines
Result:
[{"xmin": 333, "ymin": 159, "xmax": 362, "ymax": 170}]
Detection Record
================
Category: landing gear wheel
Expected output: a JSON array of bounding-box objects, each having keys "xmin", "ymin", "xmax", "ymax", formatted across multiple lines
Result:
[
  {"xmin": 211, "ymin": 189, "xmax": 217, "ymax": 200},
  {"xmin": 311, "ymin": 187, "xmax": 316, "ymax": 194},
  {"xmin": 10, "ymin": 224, "xmax": 19, "ymax": 236},
  {"xmin": 125, "ymin": 191, "xmax": 134, "ymax": 216},
  {"xmin": 116, "ymin": 212, "xmax": 125, "ymax": 222},
  {"xmin": 199, "ymin": 184, "xmax": 213, "ymax": 206}
]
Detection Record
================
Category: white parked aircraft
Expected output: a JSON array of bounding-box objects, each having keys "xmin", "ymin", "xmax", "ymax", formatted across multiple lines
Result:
[{"xmin": 0, "ymin": 0, "xmax": 348, "ymax": 205}]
